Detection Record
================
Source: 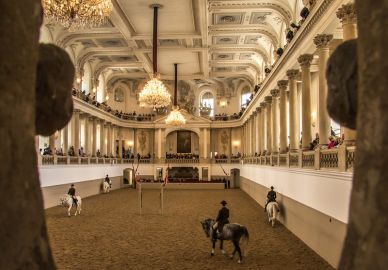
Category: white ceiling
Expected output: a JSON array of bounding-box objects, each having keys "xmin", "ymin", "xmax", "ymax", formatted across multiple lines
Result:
[{"xmin": 43, "ymin": 0, "xmax": 301, "ymax": 89}]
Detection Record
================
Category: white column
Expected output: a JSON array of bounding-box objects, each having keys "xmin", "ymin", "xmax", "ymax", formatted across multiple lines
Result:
[
  {"xmin": 271, "ymin": 89, "xmax": 280, "ymax": 153},
  {"xmin": 314, "ymin": 34, "xmax": 333, "ymax": 146},
  {"xmin": 287, "ymin": 69, "xmax": 300, "ymax": 151},
  {"xmin": 298, "ymin": 54, "xmax": 314, "ymax": 150},
  {"xmin": 84, "ymin": 115, "xmax": 90, "ymax": 155},
  {"xmin": 92, "ymin": 117, "xmax": 97, "ymax": 156},
  {"xmin": 265, "ymin": 96, "xmax": 272, "ymax": 154},
  {"xmin": 336, "ymin": 3, "xmax": 357, "ymax": 143},
  {"xmin": 73, "ymin": 109, "xmax": 80, "ymax": 156},
  {"xmin": 99, "ymin": 120, "xmax": 105, "ymax": 156},
  {"xmin": 278, "ymin": 80, "xmax": 288, "ymax": 153}
]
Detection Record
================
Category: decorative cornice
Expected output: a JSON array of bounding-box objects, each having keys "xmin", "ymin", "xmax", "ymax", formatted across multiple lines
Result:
[
  {"xmin": 277, "ymin": 80, "xmax": 288, "ymax": 90},
  {"xmin": 336, "ymin": 3, "xmax": 357, "ymax": 25},
  {"xmin": 286, "ymin": 69, "xmax": 299, "ymax": 79},
  {"xmin": 313, "ymin": 34, "xmax": 333, "ymax": 49},
  {"xmin": 270, "ymin": 89, "xmax": 280, "ymax": 98},
  {"xmin": 297, "ymin": 54, "xmax": 314, "ymax": 68}
]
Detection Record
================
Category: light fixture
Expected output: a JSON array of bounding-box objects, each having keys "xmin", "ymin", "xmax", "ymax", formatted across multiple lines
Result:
[
  {"xmin": 220, "ymin": 100, "xmax": 227, "ymax": 107},
  {"xmin": 139, "ymin": 4, "xmax": 171, "ymax": 109},
  {"xmin": 166, "ymin": 64, "xmax": 186, "ymax": 126},
  {"xmin": 42, "ymin": 0, "xmax": 112, "ymax": 29}
]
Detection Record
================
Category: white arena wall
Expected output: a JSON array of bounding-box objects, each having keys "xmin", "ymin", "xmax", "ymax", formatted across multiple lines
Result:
[
  {"xmin": 239, "ymin": 165, "xmax": 353, "ymax": 268},
  {"xmin": 39, "ymin": 163, "xmax": 352, "ymax": 267}
]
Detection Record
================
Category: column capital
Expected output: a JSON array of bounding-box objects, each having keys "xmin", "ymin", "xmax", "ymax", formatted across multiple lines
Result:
[
  {"xmin": 252, "ymin": 111, "xmax": 257, "ymax": 116},
  {"xmin": 298, "ymin": 54, "xmax": 314, "ymax": 68},
  {"xmin": 286, "ymin": 69, "xmax": 299, "ymax": 79},
  {"xmin": 336, "ymin": 3, "xmax": 357, "ymax": 25},
  {"xmin": 256, "ymin": 107, "xmax": 262, "ymax": 113},
  {"xmin": 260, "ymin": 102, "xmax": 267, "ymax": 108},
  {"xmin": 277, "ymin": 80, "xmax": 288, "ymax": 90},
  {"xmin": 270, "ymin": 89, "xmax": 280, "ymax": 98},
  {"xmin": 314, "ymin": 34, "xmax": 333, "ymax": 49},
  {"xmin": 264, "ymin": 96, "xmax": 272, "ymax": 103}
]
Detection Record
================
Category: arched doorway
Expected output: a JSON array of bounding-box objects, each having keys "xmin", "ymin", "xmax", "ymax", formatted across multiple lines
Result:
[{"xmin": 123, "ymin": 168, "xmax": 135, "ymax": 188}]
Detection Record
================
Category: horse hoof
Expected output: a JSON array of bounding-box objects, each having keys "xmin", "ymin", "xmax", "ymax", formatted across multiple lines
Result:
[
  {"xmin": 237, "ymin": 260, "xmax": 242, "ymax": 264},
  {"xmin": 229, "ymin": 255, "xmax": 234, "ymax": 259},
  {"xmin": 221, "ymin": 250, "xmax": 226, "ymax": 255}
]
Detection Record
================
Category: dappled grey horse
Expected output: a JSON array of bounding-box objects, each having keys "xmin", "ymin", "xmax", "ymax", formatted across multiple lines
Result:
[{"xmin": 201, "ymin": 218, "xmax": 249, "ymax": 263}]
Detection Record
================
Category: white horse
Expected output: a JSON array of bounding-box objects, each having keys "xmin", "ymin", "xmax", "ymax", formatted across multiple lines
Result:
[
  {"xmin": 60, "ymin": 194, "xmax": 82, "ymax": 216},
  {"xmin": 266, "ymin": 201, "xmax": 279, "ymax": 227},
  {"xmin": 102, "ymin": 180, "xmax": 112, "ymax": 193}
]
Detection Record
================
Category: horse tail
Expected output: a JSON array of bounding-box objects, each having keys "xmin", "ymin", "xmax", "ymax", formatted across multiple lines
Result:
[
  {"xmin": 240, "ymin": 226, "xmax": 249, "ymax": 256},
  {"xmin": 272, "ymin": 203, "xmax": 277, "ymax": 220}
]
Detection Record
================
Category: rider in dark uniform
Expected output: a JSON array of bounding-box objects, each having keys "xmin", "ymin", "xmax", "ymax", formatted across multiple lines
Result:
[
  {"xmin": 67, "ymin": 184, "xmax": 77, "ymax": 205},
  {"xmin": 213, "ymin": 200, "xmax": 230, "ymax": 239},
  {"xmin": 105, "ymin": 174, "xmax": 111, "ymax": 187},
  {"xmin": 264, "ymin": 186, "xmax": 277, "ymax": 212}
]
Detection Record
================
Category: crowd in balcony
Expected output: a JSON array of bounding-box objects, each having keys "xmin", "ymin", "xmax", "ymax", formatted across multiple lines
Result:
[
  {"xmin": 72, "ymin": 88, "xmax": 154, "ymax": 122},
  {"xmin": 165, "ymin": 152, "xmax": 199, "ymax": 159}
]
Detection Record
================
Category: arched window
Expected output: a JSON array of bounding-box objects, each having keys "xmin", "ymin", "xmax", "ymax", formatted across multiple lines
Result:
[
  {"xmin": 241, "ymin": 87, "xmax": 252, "ymax": 108},
  {"xmin": 200, "ymin": 91, "xmax": 214, "ymax": 117}
]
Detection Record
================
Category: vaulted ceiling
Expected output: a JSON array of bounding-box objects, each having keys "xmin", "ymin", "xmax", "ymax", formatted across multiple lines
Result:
[{"xmin": 43, "ymin": 0, "xmax": 303, "ymax": 90}]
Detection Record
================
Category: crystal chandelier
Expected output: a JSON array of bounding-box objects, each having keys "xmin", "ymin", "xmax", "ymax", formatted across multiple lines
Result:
[
  {"xmin": 42, "ymin": 0, "xmax": 112, "ymax": 29},
  {"xmin": 139, "ymin": 77, "xmax": 171, "ymax": 108},
  {"xmin": 166, "ymin": 108, "xmax": 186, "ymax": 126},
  {"xmin": 166, "ymin": 64, "xmax": 186, "ymax": 126},
  {"xmin": 139, "ymin": 4, "xmax": 171, "ymax": 108}
]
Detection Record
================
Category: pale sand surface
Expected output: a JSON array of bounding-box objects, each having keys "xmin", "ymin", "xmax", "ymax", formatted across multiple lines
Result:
[{"xmin": 46, "ymin": 188, "xmax": 334, "ymax": 270}]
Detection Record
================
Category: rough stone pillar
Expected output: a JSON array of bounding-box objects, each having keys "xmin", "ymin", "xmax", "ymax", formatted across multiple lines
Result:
[
  {"xmin": 0, "ymin": 1, "xmax": 56, "ymax": 268},
  {"xmin": 338, "ymin": 1, "xmax": 388, "ymax": 269},
  {"xmin": 92, "ymin": 117, "xmax": 97, "ymax": 156},
  {"xmin": 63, "ymin": 125, "xmax": 69, "ymax": 155},
  {"xmin": 73, "ymin": 109, "xmax": 80, "ymax": 156},
  {"xmin": 287, "ymin": 69, "xmax": 300, "ymax": 151},
  {"xmin": 271, "ymin": 89, "xmax": 280, "ymax": 153},
  {"xmin": 314, "ymin": 34, "xmax": 333, "ymax": 146},
  {"xmin": 337, "ymin": 2, "xmax": 357, "ymax": 143},
  {"xmin": 298, "ymin": 54, "xmax": 314, "ymax": 150},
  {"xmin": 278, "ymin": 80, "xmax": 288, "ymax": 153},
  {"xmin": 99, "ymin": 120, "xmax": 105, "ymax": 156},
  {"xmin": 265, "ymin": 96, "xmax": 272, "ymax": 154}
]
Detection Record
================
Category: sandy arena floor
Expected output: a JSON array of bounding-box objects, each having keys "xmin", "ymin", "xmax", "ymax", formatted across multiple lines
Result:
[{"xmin": 46, "ymin": 188, "xmax": 334, "ymax": 270}]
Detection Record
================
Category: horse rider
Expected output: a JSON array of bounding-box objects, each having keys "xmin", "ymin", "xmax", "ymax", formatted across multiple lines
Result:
[
  {"xmin": 264, "ymin": 186, "xmax": 277, "ymax": 212},
  {"xmin": 213, "ymin": 200, "xmax": 230, "ymax": 239},
  {"xmin": 105, "ymin": 174, "xmax": 111, "ymax": 187},
  {"xmin": 67, "ymin": 184, "xmax": 77, "ymax": 205}
]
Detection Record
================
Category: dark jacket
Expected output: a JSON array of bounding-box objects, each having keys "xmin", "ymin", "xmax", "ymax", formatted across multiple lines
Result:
[
  {"xmin": 68, "ymin": 187, "xmax": 76, "ymax": 196},
  {"xmin": 267, "ymin": 190, "xmax": 276, "ymax": 202},
  {"xmin": 216, "ymin": 206, "xmax": 230, "ymax": 229},
  {"xmin": 105, "ymin": 177, "xmax": 110, "ymax": 183}
]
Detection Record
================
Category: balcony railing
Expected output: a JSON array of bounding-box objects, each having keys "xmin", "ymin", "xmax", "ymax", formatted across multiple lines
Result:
[
  {"xmin": 165, "ymin": 158, "xmax": 200, "ymax": 164},
  {"xmin": 38, "ymin": 147, "xmax": 355, "ymax": 173},
  {"xmin": 241, "ymin": 146, "xmax": 355, "ymax": 172}
]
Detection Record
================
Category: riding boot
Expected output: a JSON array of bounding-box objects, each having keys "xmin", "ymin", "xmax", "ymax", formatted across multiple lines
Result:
[{"xmin": 264, "ymin": 204, "xmax": 267, "ymax": 212}]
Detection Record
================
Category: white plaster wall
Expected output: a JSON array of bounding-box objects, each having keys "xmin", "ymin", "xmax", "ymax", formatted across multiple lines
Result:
[
  {"xmin": 39, "ymin": 164, "xmax": 155, "ymax": 187},
  {"xmin": 240, "ymin": 165, "xmax": 352, "ymax": 223}
]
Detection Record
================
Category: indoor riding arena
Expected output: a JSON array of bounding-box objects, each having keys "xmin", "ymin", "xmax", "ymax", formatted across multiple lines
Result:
[
  {"xmin": 3, "ymin": 0, "xmax": 387, "ymax": 269},
  {"xmin": 46, "ymin": 188, "xmax": 333, "ymax": 270}
]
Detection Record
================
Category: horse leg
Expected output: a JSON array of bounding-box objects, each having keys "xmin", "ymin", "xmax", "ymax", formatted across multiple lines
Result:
[
  {"xmin": 234, "ymin": 240, "xmax": 242, "ymax": 263},
  {"xmin": 220, "ymin": 240, "xmax": 226, "ymax": 255},
  {"xmin": 211, "ymin": 239, "xmax": 216, "ymax": 256},
  {"xmin": 67, "ymin": 204, "xmax": 71, "ymax": 217},
  {"xmin": 78, "ymin": 203, "xmax": 81, "ymax": 215},
  {"xmin": 272, "ymin": 205, "xmax": 276, "ymax": 227},
  {"xmin": 230, "ymin": 241, "xmax": 237, "ymax": 260}
]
